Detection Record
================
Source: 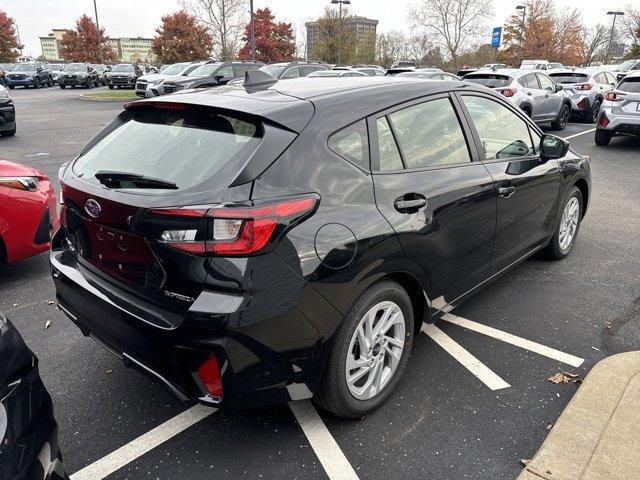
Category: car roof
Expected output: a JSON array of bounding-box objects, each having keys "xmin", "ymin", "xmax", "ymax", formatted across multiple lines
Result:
[
  {"xmin": 623, "ymin": 70, "xmax": 640, "ymax": 79},
  {"xmin": 136, "ymin": 77, "xmax": 483, "ymax": 133}
]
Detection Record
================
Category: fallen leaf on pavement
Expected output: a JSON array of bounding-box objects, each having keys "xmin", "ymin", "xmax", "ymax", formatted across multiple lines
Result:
[
  {"xmin": 45, "ymin": 320, "xmax": 51, "ymax": 329},
  {"xmin": 548, "ymin": 372, "xmax": 571, "ymax": 384},
  {"xmin": 546, "ymin": 423, "xmax": 554, "ymax": 430},
  {"xmin": 48, "ymin": 300, "xmax": 55, "ymax": 305},
  {"xmin": 521, "ymin": 459, "xmax": 531, "ymax": 466},
  {"xmin": 561, "ymin": 371, "xmax": 579, "ymax": 378}
]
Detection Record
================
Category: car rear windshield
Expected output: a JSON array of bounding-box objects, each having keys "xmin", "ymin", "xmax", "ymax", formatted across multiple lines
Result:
[
  {"xmin": 548, "ymin": 73, "xmax": 589, "ymax": 83},
  {"xmin": 619, "ymin": 78, "xmax": 640, "ymax": 93},
  {"xmin": 464, "ymin": 74, "xmax": 512, "ymax": 88},
  {"xmin": 73, "ymin": 107, "xmax": 261, "ymax": 191},
  {"xmin": 66, "ymin": 64, "xmax": 86, "ymax": 72},
  {"xmin": 112, "ymin": 64, "xmax": 134, "ymax": 73}
]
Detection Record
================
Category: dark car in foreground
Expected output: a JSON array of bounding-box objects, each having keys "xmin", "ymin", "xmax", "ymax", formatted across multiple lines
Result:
[
  {"xmin": 51, "ymin": 76, "xmax": 591, "ymax": 418},
  {"xmin": 58, "ymin": 63, "xmax": 100, "ymax": 89},
  {"xmin": 0, "ymin": 314, "xmax": 66, "ymax": 480},
  {"xmin": 0, "ymin": 86, "xmax": 15, "ymax": 137},
  {"xmin": 106, "ymin": 63, "xmax": 142, "ymax": 89},
  {"xmin": 5, "ymin": 63, "xmax": 53, "ymax": 89}
]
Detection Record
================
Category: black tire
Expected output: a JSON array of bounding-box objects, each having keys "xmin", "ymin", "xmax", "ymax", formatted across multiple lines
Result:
[
  {"xmin": 594, "ymin": 129, "xmax": 611, "ymax": 146},
  {"xmin": 521, "ymin": 106, "xmax": 532, "ymax": 118},
  {"xmin": 85, "ymin": 81, "xmax": 91, "ymax": 89},
  {"xmin": 8, "ymin": 85, "xmax": 13, "ymax": 89},
  {"xmin": 108, "ymin": 85, "xmax": 114, "ymax": 90},
  {"xmin": 544, "ymin": 186, "xmax": 583, "ymax": 260},
  {"xmin": 551, "ymin": 103, "xmax": 570, "ymax": 130},
  {"xmin": 60, "ymin": 84, "xmax": 66, "ymax": 89},
  {"xmin": 33, "ymin": 80, "xmax": 40, "ymax": 89},
  {"xmin": 0, "ymin": 126, "xmax": 16, "ymax": 137},
  {"xmin": 587, "ymin": 99, "xmax": 602, "ymax": 124},
  {"xmin": 314, "ymin": 280, "xmax": 415, "ymax": 418}
]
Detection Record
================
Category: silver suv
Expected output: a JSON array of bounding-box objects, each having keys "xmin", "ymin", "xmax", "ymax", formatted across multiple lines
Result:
[
  {"xmin": 463, "ymin": 69, "xmax": 572, "ymax": 130},
  {"xmin": 595, "ymin": 70, "xmax": 640, "ymax": 146},
  {"xmin": 548, "ymin": 69, "xmax": 617, "ymax": 123},
  {"xmin": 135, "ymin": 61, "xmax": 205, "ymax": 97}
]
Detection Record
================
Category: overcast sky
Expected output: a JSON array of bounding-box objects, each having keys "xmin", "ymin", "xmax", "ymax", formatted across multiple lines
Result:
[{"xmin": 3, "ymin": 0, "xmax": 617, "ymax": 57}]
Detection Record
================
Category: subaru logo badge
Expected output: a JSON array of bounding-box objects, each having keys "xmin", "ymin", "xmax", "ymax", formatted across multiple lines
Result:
[{"xmin": 85, "ymin": 198, "xmax": 102, "ymax": 218}]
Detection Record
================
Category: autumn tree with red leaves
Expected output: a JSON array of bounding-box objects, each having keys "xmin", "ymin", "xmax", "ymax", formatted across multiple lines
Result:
[
  {"xmin": 152, "ymin": 10, "xmax": 213, "ymax": 64},
  {"xmin": 0, "ymin": 10, "xmax": 22, "ymax": 62},
  {"xmin": 60, "ymin": 15, "xmax": 116, "ymax": 63},
  {"xmin": 238, "ymin": 8, "xmax": 295, "ymax": 62}
]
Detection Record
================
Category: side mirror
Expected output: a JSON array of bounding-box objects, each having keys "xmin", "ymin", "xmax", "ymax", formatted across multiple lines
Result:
[
  {"xmin": 214, "ymin": 74, "xmax": 224, "ymax": 82},
  {"xmin": 540, "ymin": 134, "xmax": 569, "ymax": 160},
  {"xmin": 555, "ymin": 84, "xmax": 563, "ymax": 92}
]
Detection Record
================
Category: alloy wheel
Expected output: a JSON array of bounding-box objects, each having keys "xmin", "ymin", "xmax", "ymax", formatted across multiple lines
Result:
[
  {"xmin": 591, "ymin": 101, "xmax": 601, "ymax": 123},
  {"xmin": 560, "ymin": 105, "xmax": 570, "ymax": 128},
  {"xmin": 559, "ymin": 197, "xmax": 580, "ymax": 251},
  {"xmin": 345, "ymin": 301, "xmax": 405, "ymax": 400}
]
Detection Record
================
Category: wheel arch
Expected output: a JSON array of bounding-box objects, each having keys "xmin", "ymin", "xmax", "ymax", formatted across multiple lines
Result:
[
  {"xmin": 574, "ymin": 178, "xmax": 589, "ymax": 218},
  {"xmin": 519, "ymin": 102, "xmax": 532, "ymax": 117}
]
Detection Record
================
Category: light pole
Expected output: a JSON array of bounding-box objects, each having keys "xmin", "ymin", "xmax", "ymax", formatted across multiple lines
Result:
[
  {"xmin": 249, "ymin": 0, "xmax": 256, "ymax": 61},
  {"xmin": 516, "ymin": 5, "xmax": 526, "ymax": 67},
  {"xmin": 93, "ymin": 0, "xmax": 105, "ymax": 64},
  {"xmin": 330, "ymin": 0, "xmax": 350, "ymax": 65},
  {"xmin": 606, "ymin": 11, "xmax": 625, "ymax": 62}
]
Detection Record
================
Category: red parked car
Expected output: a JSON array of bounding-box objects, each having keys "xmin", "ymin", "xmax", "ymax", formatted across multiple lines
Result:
[{"xmin": 0, "ymin": 159, "xmax": 58, "ymax": 264}]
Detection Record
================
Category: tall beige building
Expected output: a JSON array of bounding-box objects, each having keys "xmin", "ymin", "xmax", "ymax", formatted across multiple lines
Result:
[
  {"xmin": 305, "ymin": 16, "xmax": 378, "ymax": 60},
  {"xmin": 39, "ymin": 29, "xmax": 155, "ymax": 63}
]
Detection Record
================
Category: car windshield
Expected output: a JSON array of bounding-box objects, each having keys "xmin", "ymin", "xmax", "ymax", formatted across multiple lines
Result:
[
  {"xmin": 91, "ymin": 64, "xmax": 104, "ymax": 72},
  {"xmin": 162, "ymin": 63, "xmax": 190, "ymax": 76},
  {"xmin": 188, "ymin": 63, "xmax": 221, "ymax": 77},
  {"xmin": 308, "ymin": 71, "xmax": 340, "ymax": 77},
  {"xmin": 65, "ymin": 64, "xmax": 86, "ymax": 72},
  {"xmin": 464, "ymin": 74, "xmax": 512, "ymax": 88},
  {"xmin": 112, "ymin": 64, "xmax": 135, "ymax": 73},
  {"xmin": 618, "ymin": 60, "xmax": 637, "ymax": 72},
  {"xmin": 520, "ymin": 64, "xmax": 536, "ymax": 70},
  {"xmin": 618, "ymin": 77, "xmax": 640, "ymax": 93},
  {"xmin": 73, "ymin": 108, "xmax": 261, "ymax": 191},
  {"xmin": 548, "ymin": 73, "xmax": 589, "ymax": 84},
  {"xmin": 259, "ymin": 64, "xmax": 286, "ymax": 78},
  {"xmin": 13, "ymin": 64, "xmax": 37, "ymax": 72},
  {"xmin": 50, "ymin": 64, "xmax": 64, "ymax": 70}
]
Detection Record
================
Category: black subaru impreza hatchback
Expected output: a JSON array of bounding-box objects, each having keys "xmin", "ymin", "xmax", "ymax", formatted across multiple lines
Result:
[{"xmin": 51, "ymin": 74, "xmax": 590, "ymax": 418}]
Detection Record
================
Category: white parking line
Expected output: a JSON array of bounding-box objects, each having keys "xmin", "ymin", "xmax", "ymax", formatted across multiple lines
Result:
[
  {"xmin": 69, "ymin": 404, "xmax": 216, "ymax": 480},
  {"xmin": 562, "ymin": 128, "xmax": 596, "ymax": 140},
  {"xmin": 421, "ymin": 323, "xmax": 511, "ymax": 390},
  {"xmin": 441, "ymin": 313, "xmax": 584, "ymax": 368},
  {"xmin": 289, "ymin": 400, "xmax": 360, "ymax": 480}
]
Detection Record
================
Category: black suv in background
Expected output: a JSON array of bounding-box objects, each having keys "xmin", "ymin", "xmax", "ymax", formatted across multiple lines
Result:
[
  {"xmin": 59, "ymin": 63, "xmax": 100, "ymax": 89},
  {"xmin": 4, "ymin": 63, "xmax": 53, "ymax": 89},
  {"xmin": 0, "ymin": 84, "xmax": 15, "ymax": 136},
  {"xmin": 160, "ymin": 60, "xmax": 263, "ymax": 94},
  {"xmin": 91, "ymin": 64, "xmax": 109, "ymax": 86},
  {"xmin": 106, "ymin": 64, "xmax": 143, "ymax": 89},
  {"xmin": 52, "ymin": 76, "xmax": 590, "ymax": 418}
]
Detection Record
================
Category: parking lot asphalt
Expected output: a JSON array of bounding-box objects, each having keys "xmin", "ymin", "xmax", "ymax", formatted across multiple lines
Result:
[{"xmin": 0, "ymin": 86, "xmax": 638, "ymax": 480}]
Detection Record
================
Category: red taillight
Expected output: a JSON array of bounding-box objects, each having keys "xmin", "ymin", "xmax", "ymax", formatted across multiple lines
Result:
[
  {"xmin": 197, "ymin": 355, "xmax": 223, "ymax": 400},
  {"xmin": 599, "ymin": 114, "xmax": 610, "ymax": 127},
  {"xmin": 579, "ymin": 83, "xmax": 592, "ymax": 91},
  {"xmin": 576, "ymin": 99, "xmax": 586, "ymax": 110},
  {"xmin": 150, "ymin": 195, "xmax": 318, "ymax": 256},
  {"xmin": 605, "ymin": 91, "xmax": 623, "ymax": 102},
  {"xmin": 498, "ymin": 88, "xmax": 517, "ymax": 98}
]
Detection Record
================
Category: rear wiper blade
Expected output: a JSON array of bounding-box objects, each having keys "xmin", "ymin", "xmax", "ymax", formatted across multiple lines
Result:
[{"xmin": 94, "ymin": 171, "xmax": 178, "ymax": 189}]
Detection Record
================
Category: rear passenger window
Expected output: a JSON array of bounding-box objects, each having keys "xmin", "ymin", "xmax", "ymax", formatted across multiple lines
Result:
[
  {"xmin": 328, "ymin": 120, "xmax": 369, "ymax": 170},
  {"xmin": 299, "ymin": 66, "xmax": 315, "ymax": 77},
  {"xmin": 376, "ymin": 117, "xmax": 403, "ymax": 171},
  {"xmin": 519, "ymin": 74, "xmax": 539, "ymax": 89},
  {"xmin": 388, "ymin": 98, "xmax": 470, "ymax": 168},
  {"xmin": 462, "ymin": 96, "xmax": 535, "ymax": 160}
]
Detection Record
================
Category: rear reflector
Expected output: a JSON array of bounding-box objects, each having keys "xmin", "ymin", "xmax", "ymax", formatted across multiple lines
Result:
[
  {"xmin": 599, "ymin": 114, "xmax": 610, "ymax": 127},
  {"xmin": 498, "ymin": 88, "xmax": 517, "ymax": 98},
  {"xmin": 197, "ymin": 355, "xmax": 223, "ymax": 400}
]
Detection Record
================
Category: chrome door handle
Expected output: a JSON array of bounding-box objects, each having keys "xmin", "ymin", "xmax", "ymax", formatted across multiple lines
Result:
[
  {"xmin": 394, "ymin": 195, "xmax": 427, "ymax": 213},
  {"xmin": 497, "ymin": 186, "xmax": 516, "ymax": 198}
]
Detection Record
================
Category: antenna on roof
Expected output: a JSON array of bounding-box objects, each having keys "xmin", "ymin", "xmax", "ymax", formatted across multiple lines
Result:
[{"xmin": 243, "ymin": 70, "xmax": 277, "ymax": 89}]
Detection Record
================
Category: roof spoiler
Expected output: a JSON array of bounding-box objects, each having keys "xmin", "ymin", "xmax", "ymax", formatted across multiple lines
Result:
[{"xmin": 243, "ymin": 70, "xmax": 277, "ymax": 89}]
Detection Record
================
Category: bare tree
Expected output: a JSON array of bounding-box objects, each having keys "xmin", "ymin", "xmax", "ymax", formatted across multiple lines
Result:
[
  {"xmin": 181, "ymin": 0, "xmax": 246, "ymax": 60},
  {"xmin": 581, "ymin": 24, "xmax": 608, "ymax": 66},
  {"xmin": 408, "ymin": 0, "xmax": 493, "ymax": 62},
  {"xmin": 620, "ymin": 4, "xmax": 640, "ymax": 44}
]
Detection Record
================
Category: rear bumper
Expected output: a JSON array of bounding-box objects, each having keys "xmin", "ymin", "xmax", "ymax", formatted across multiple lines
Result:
[
  {"xmin": 598, "ymin": 108, "xmax": 640, "ymax": 135},
  {"xmin": 50, "ymin": 235, "xmax": 342, "ymax": 410},
  {"xmin": 59, "ymin": 78, "xmax": 87, "ymax": 86}
]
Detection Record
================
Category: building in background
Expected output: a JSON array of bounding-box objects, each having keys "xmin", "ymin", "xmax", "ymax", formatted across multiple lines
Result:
[
  {"xmin": 305, "ymin": 16, "xmax": 378, "ymax": 60},
  {"xmin": 39, "ymin": 29, "xmax": 69, "ymax": 61},
  {"xmin": 39, "ymin": 29, "xmax": 154, "ymax": 63}
]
